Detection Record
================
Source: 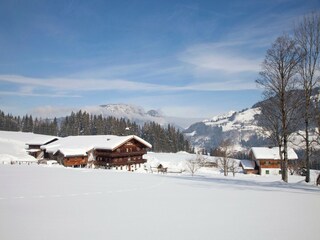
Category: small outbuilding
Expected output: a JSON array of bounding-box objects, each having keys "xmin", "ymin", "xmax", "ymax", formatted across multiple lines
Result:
[{"xmin": 239, "ymin": 160, "xmax": 259, "ymax": 174}]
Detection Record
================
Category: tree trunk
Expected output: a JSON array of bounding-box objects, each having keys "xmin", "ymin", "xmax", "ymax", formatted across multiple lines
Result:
[
  {"xmin": 283, "ymin": 137, "xmax": 289, "ymax": 183},
  {"xmin": 305, "ymin": 119, "xmax": 310, "ymax": 182}
]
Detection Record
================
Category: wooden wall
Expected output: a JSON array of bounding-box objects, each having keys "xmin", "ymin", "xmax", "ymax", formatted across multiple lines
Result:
[{"xmin": 63, "ymin": 156, "xmax": 88, "ymax": 167}]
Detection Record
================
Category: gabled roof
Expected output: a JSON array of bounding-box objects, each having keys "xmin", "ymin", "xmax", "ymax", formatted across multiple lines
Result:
[
  {"xmin": 25, "ymin": 136, "xmax": 59, "ymax": 146},
  {"xmin": 250, "ymin": 147, "xmax": 298, "ymax": 160},
  {"xmin": 240, "ymin": 160, "xmax": 256, "ymax": 170},
  {"xmin": 42, "ymin": 135, "xmax": 152, "ymax": 157}
]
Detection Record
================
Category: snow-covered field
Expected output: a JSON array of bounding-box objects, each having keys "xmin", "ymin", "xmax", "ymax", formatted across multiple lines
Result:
[
  {"xmin": 1, "ymin": 130, "xmax": 320, "ymax": 240},
  {"xmin": 0, "ymin": 165, "xmax": 319, "ymax": 240}
]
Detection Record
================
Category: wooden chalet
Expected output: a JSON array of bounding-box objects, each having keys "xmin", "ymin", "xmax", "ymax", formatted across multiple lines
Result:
[
  {"xmin": 25, "ymin": 136, "xmax": 59, "ymax": 160},
  {"xmin": 41, "ymin": 135, "xmax": 152, "ymax": 170},
  {"xmin": 249, "ymin": 147, "xmax": 298, "ymax": 175}
]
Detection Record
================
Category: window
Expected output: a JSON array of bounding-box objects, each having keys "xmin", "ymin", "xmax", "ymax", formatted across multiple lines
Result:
[{"xmin": 266, "ymin": 170, "xmax": 270, "ymax": 175}]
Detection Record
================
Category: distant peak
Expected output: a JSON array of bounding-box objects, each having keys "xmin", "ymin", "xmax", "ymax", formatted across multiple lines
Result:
[{"xmin": 147, "ymin": 110, "xmax": 162, "ymax": 117}]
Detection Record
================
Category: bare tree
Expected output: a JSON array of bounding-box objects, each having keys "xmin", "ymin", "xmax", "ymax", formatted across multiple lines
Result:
[
  {"xmin": 229, "ymin": 160, "xmax": 239, "ymax": 177},
  {"xmin": 185, "ymin": 155, "xmax": 202, "ymax": 176},
  {"xmin": 294, "ymin": 12, "xmax": 320, "ymax": 183},
  {"xmin": 256, "ymin": 35, "xmax": 301, "ymax": 182},
  {"xmin": 216, "ymin": 139, "xmax": 235, "ymax": 176}
]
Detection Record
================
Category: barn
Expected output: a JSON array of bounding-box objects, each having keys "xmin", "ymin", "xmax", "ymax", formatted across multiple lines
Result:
[{"xmin": 41, "ymin": 135, "xmax": 152, "ymax": 170}]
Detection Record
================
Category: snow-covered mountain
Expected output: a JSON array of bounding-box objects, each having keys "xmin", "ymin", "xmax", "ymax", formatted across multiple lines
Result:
[
  {"xmin": 82, "ymin": 104, "xmax": 201, "ymax": 129},
  {"xmin": 83, "ymin": 104, "xmax": 167, "ymax": 126},
  {"xmin": 184, "ymin": 107, "xmax": 268, "ymax": 151}
]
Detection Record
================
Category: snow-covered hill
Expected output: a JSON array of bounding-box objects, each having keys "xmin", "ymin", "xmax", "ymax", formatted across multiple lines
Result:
[{"xmin": 184, "ymin": 107, "xmax": 267, "ymax": 151}]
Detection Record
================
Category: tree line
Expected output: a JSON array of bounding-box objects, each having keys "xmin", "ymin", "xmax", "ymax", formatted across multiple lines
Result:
[
  {"xmin": 256, "ymin": 12, "xmax": 320, "ymax": 182},
  {"xmin": 0, "ymin": 109, "xmax": 191, "ymax": 153}
]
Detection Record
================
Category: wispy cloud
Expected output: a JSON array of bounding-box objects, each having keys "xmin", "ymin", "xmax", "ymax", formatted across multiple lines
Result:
[
  {"xmin": 30, "ymin": 105, "xmax": 79, "ymax": 118},
  {"xmin": 0, "ymin": 71, "xmax": 258, "ymax": 96},
  {"xmin": 0, "ymin": 74, "xmax": 174, "ymax": 92},
  {"xmin": 0, "ymin": 90, "xmax": 80, "ymax": 98},
  {"xmin": 180, "ymin": 45, "xmax": 261, "ymax": 73}
]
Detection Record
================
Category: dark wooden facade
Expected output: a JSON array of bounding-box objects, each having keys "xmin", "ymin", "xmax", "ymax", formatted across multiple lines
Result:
[
  {"xmin": 53, "ymin": 151, "xmax": 88, "ymax": 167},
  {"xmin": 258, "ymin": 160, "xmax": 281, "ymax": 169},
  {"xmin": 92, "ymin": 139, "xmax": 148, "ymax": 170}
]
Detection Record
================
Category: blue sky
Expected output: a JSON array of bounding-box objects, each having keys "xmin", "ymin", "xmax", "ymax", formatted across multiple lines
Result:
[{"xmin": 0, "ymin": 0, "xmax": 319, "ymax": 119}]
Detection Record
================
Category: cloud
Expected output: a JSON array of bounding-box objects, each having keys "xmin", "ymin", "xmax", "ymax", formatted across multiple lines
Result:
[
  {"xmin": 0, "ymin": 90, "xmax": 80, "ymax": 98},
  {"xmin": 30, "ymin": 105, "xmax": 78, "ymax": 118},
  {"xmin": 0, "ymin": 72, "xmax": 258, "ymax": 96},
  {"xmin": 0, "ymin": 74, "xmax": 176, "ymax": 92},
  {"xmin": 184, "ymin": 80, "xmax": 257, "ymax": 91},
  {"xmin": 179, "ymin": 42, "xmax": 262, "ymax": 74}
]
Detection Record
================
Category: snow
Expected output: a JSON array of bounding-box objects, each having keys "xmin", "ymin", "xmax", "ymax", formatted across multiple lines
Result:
[
  {"xmin": 251, "ymin": 147, "xmax": 298, "ymax": 160},
  {"xmin": 203, "ymin": 108, "xmax": 261, "ymax": 132},
  {"xmin": 0, "ymin": 131, "xmax": 42, "ymax": 163},
  {"xmin": 0, "ymin": 130, "xmax": 57, "ymax": 145},
  {"xmin": 0, "ymin": 165, "xmax": 319, "ymax": 240},
  {"xmin": 84, "ymin": 104, "xmax": 167, "ymax": 126}
]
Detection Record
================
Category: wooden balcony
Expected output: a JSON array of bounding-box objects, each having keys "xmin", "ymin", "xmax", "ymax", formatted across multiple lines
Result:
[
  {"xmin": 94, "ymin": 158, "xmax": 147, "ymax": 167},
  {"xmin": 95, "ymin": 150, "xmax": 147, "ymax": 158}
]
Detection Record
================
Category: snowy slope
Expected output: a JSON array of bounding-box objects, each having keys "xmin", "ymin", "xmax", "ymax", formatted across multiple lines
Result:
[
  {"xmin": 203, "ymin": 107, "xmax": 261, "ymax": 132},
  {"xmin": 0, "ymin": 131, "xmax": 57, "ymax": 163},
  {"xmin": 0, "ymin": 165, "xmax": 319, "ymax": 240},
  {"xmin": 184, "ymin": 107, "xmax": 265, "ymax": 151}
]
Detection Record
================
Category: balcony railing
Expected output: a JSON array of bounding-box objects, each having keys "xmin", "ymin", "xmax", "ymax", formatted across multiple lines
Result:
[{"xmin": 95, "ymin": 150, "xmax": 147, "ymax": 158}]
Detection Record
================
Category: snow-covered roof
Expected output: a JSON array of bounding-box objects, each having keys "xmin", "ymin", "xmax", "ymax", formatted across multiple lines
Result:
[
  {"xmin": 240, "ymin": 160, "xmax": 256, "ymax": 170},
  {"xmin": 42, "ymin": 135, "xmax": 152, "ymax": 156},
  {"xmin": 54, "ymin": 149, "xmax": 87, "ymax": 157},
  {"xmin": 26, "ymin": 135, "xmax": 59, "ymax": 145},
  {"xmin": 251, "ymin": 147, "xmax": 298, "ymax": 160}
]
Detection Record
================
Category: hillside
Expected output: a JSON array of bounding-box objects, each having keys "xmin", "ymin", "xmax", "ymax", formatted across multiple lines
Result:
[
  {"xmin": 184, "ymin": 107, "xmax": 268, "ymax": 152},
  {"xmin": 184, "ymin": 89, "xmax": 319, "ymax": 154}
]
